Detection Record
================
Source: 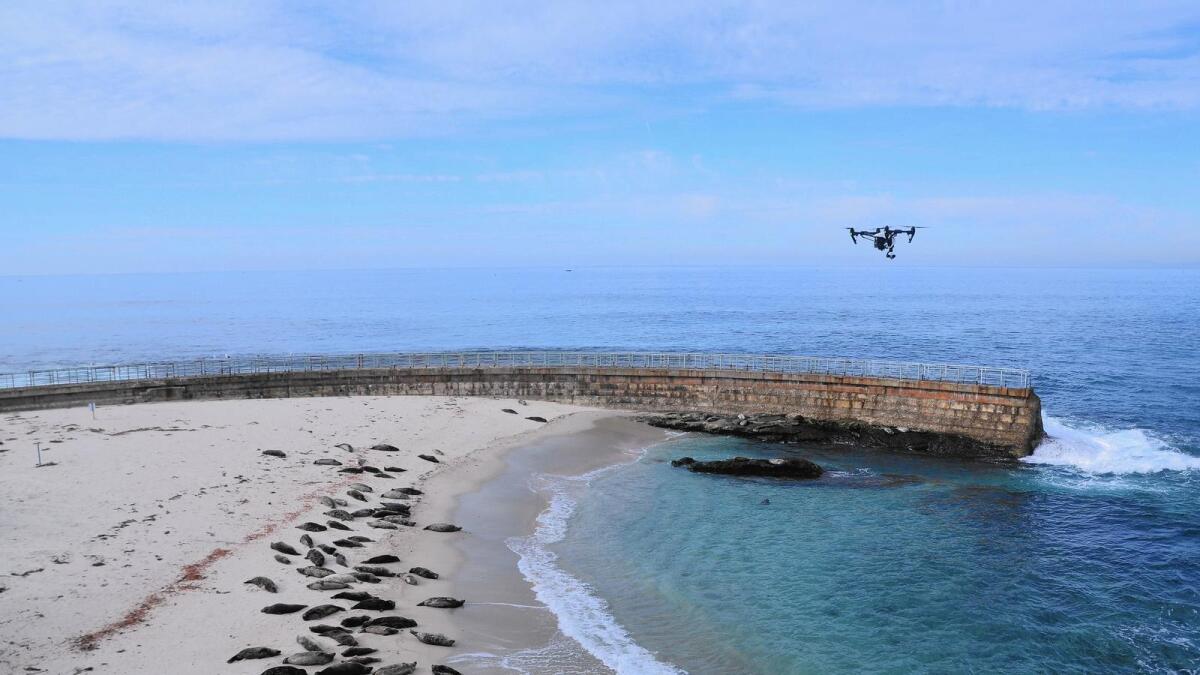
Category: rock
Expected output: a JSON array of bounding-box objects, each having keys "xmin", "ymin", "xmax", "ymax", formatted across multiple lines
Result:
[
  {"xmin": 410, "ymin": 630, "xmax": 455, "ymax": 647},
  {"xmin": 670, "ymin": 456, "xmax": 695, "ymax": 467},
  {"xmin": 244, "ymin": 576, "xmax": 278, "ymax": 593},
  {"xmin": 417, "ymin": 454, "xmax": 439, "ymax": 463},
  {"xmin": 423, "ymin": 523, "xmax": 461, "ymax": 533},
  {"xmin": 673, "ymin": 456, "xmax": 822, "ymax": 479},
  {"xmin": 525, "ymin": 416, "xmax": 548, "ymax": 423},
  {"xmin": 417, "ymin": 597, "xmax": 464, "ymax": 608},
  {"xmin": 227, "ymin": 646, "xmax": 281, "ymax": 662},
  {"xmin": 262, "ymin": 449, "xmax": 286, "ymax": 458}
]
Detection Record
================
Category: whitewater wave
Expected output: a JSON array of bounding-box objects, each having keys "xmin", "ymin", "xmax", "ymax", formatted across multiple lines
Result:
[
  {"xmin": 505, "ymin": 462, "xmax": 686, "ymax": 675},
  {"xmin": 1022, "ymin": 416, "xmax": 1200, "ymax": 475}
]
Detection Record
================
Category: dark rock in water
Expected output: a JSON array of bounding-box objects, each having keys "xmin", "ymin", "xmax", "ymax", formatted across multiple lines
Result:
[
  {"xmin": 641, "ymin": 411, "xmax": 1020, "ymax": 460},
  {"xmin": 314, "ymin": 458, "xmax": 343, "ymax": 466},
  {"xmin": 297, "ymin": 522, "xmax": 327, "ymax": 532},
  {"xmin": 271, "ymin": 541, "xmax": 301, "ymax": 556},
  {"xmin": 525, "ymin": 416, "xmax": 548, "ymax": 423},
  {"xmin": 417, "ymin": 597, "xmax": 464, "ymax": 608},
  {"xmin": 417, "ymin": 454, "xmax": 439, "ymax": 463},
  {"xmin": 423, "ymin": 523, "xmax": 461, "ymax": 533},
  {"xmin": 501, "ymin": 408, "xmax": 518, "ymax": 414},
  {"xmin": 761, "ymin": 498, "xmax": 771, "ymax": 505},
  {"xmin": 363, "ymin": 554, "xmax": 401, "ymax": 565},
  {"xmin": 410, "ymin": 630, "xmax": 455, "ymax": 647},
  {"xmin": 409, "ymin": 566, "xmax": 439, "ymax": 579},
  {"xmin": 262, "ymin": 603, "xmax": 307, "ymax": 614},
  {"xmin": 674, "ymin": 456, "xmax": 822, "ymax": 479},
  {"xmin": 353, "ymin": 597, "xmax": 396, "ymax": 611},
  {"xmin": 368, "ymin": 615, "xmax": 418, "ymax": 629},
  {"xmin": 262, "ymin": 449, "xmax": 286, "ymax": 458},
  {"xmin": 670, "ymin": 457, "xmax": 695, "ymax": 467},
  {"xmin": 228, "ymin": 646, "xmax": 281, "ymax": 662},
  {"xmin": 433, "ymin": 665, "xmax": 463, "ymax": 675},
  {"xmin": 244, "ymin": 576, "xmax": 278, "ymax": 593},
  {"xmin": 302, "ymin": 604, "xmax": 345, "ymax": 621},
  {"xmin": 261, "ymin": 667, "xmax": 308, "ymax": 675},
  {"xmin": 377, "ymin": 664, "xmax": 419, "ymax": 675},
  {"xmin": 284, "ymin": 651, "xmax": 334, "ymax": 666},
  {"xmin": 384, "ymin": 466, "xmax": 407, "ymax": 472},
  {"xmin": 316, "ymin": 662, "xmax": 373, "ymax": 675}
]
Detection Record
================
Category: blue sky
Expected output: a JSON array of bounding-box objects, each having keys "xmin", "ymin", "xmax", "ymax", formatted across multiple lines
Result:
[{"xmin": 2, "ymin": 1, "xmax": 1199, "ymax": 273}]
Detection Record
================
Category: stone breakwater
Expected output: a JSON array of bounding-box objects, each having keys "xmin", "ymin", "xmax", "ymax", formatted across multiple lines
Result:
[
  {"xmin": 641, "ymin": 411, "xmax": 1034, "ymax": 460},
  {"xmin": 0, "ymin": 365, "xmax": 1043, "ymax": 458}
]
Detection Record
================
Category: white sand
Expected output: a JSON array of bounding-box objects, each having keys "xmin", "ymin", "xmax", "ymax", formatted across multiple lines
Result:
[{"xmin": 0, "ymin": 395, "xmax": 599, "ymax": 674}]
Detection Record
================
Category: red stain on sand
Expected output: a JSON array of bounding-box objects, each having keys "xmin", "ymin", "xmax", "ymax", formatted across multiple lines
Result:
[{"xmin": 74, "ymin": 473, "xmax": 362, "ymax": 651}]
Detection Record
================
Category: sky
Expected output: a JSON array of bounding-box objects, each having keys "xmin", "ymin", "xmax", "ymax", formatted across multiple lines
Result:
[{"xmin": 2, "ymin": 1, "xmax": 1199, "ymax": 273}]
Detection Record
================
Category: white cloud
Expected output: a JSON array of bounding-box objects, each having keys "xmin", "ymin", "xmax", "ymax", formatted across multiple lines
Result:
[{"xmin": 1, "ymin": 1, "xmax": 1199, "ymax": 140}]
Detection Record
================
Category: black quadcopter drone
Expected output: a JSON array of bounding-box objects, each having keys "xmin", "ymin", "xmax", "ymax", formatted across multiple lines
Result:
[{"xmin": 847, "ymin": 226, "xmax": 924, "ymax": 259}]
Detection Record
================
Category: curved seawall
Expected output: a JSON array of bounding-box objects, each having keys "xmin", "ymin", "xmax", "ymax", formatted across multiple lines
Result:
[{"xmin": 0, "ymin": 365, "xmax": 1042, "ymax": 458}]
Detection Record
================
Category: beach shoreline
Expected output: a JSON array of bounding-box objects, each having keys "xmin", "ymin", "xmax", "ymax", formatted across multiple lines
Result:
[{"xmin": 0, "ymin": 395, "xmax": 620, "ymax": 674}]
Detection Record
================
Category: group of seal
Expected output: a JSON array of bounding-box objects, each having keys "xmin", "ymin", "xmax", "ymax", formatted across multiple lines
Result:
[{"xmin": 231, "ymin": 440, "xmax": 465, "ymax": 674}]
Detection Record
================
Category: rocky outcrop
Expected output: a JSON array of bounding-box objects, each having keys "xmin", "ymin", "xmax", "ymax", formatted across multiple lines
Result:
[
  {"xmin": 671, "ymin": 456, "xmax": 823, "ymax": 479},
  {"xmin": 641, "ymin": 411, "xmax": 1022, "ymax": 460}
]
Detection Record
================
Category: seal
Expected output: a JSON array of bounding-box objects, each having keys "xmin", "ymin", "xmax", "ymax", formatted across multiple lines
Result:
[
  {"xmin": 362, "ymin": 554, "xmax": 400, "ymax": 564},
  {"xmin": 297, "ymin": 635, "xmax": 325, "ymax": 652},
  {"xmin": 351, "ymin": 508, "xmax": 375, "ymax": 518},
  {"xmin": 323, "ymin": 573, "xmax": 357, "ymax": 584},
  {"xmin": 395, "ymin": 487, "xmax": 423, "ymax": 496},
  {"xmin": 348, "ymin": 483, "xmax": 373, "ymax": 493},
  {"xmin": 342, "ymin": 646, "xmax": 376, "ymax": 657},
  {"xmin": 354, "ymin": 565, "xmax": 395, "ymax": 577},
  {"xmin": 334, "ymin": 552, "xmax": 348, "ymax": 567},
  {"xmin": 367, "ymin": 615, "xmax": 417, "ymax": 629},
  {"xmin": 305, "ymin": 549, "xmax": 325, "ymax": 566},
  {"xmin": 261, "ymin": 603, "xmax": 307, "ymax": 614},
  {"xmin": 402, "ymin": 574, "xmax": 418, "ymax": 585},
  {"xmin": 361, "ymin": 466, "xmax": 381, "ymax": 473},
  {"xmin": 327, "ymin": 520, "xmax": 352, "ymax": 531},
  {"xmin": 331, "ymin": 590, "xmax": 374, "ymax": 601},
  {"xmin": 297, "ymin": 522, "xmax": 327, "ymax": 532},
  {"xmin": 417, "ymin": 597, "xmax": 465, "ymax": 608},
  {"xmin": 271, "ymin": 542, "xmax": 301, "ymax": 556},
  {"xmin": 372, "ymin": 443, "xmax": 400, "ymax": 452},
  {"xmin": 335, "ymin": 443, "xmax": 354, "ymax": 451},
  {"xmin": 332, "ymin": 538, "xmax": 363, "ymax": 548},
  {"xmin": 376, "ymin": 664, "xmax": 418, "ymax": 675},
  {"xmin": 338, "ymin": 467, "xmax": 364, "ymax": 474},
  {"xmin": 410, "ymin": 630, "xmax": 455, "ymax": 647},
  {"xmin": 525, "ymin": 416, "xmax": 548, "ymax": 423},
  {"xmin": 348, "ymin": 535, "xmax": 373, "ymax": 542},
  {"xmin": 349, "ymin": 656, "xmax": 381, "ymax": 665},
  {"xmin": 297, "ymin": 566, "xmax": 335, "ymax": 578},
  {"xmin": 501, "ymin": 408, "xmax": 518, "ymax": 414},
  {"xmin": 306, "ymin": 579, "xmax": 349, "ymax": 591},
  {"xmin": 300, "ymin": 534, "xmax": 314, "ymax": 548},
  {"xmin": 352, "ymin": 572, "xmax": 380, "ymax": 583},
  {"xmin": 325, "ymin": 509, "xmax": 353, "ymax": 521},
  {"xmin": 340, "ymin": 615, "xmax": 370, "ymax": 627},
  {"xmin": 383, "ymin": 466, "xmax": 407, "ymax": 472},
  {"xmin": 314, "ymin": 458, "xmax": 342, "ymax": 466},
  {"xmin": 423, "ymin": 523, "xmax": 462, "ymax": 532},
  {"xmin": 360, "ymin": 625, "xmax": 397, "ymax": 635},
  {"xmin": 302, "ymin": 604, "xmax": 345, "ymax": 621},
  {"xmin": 352, "ymin": 597, "xmax": 395, "ymax": 611},
  {"xmin": 244, "ymin": 576, "xmax": 278, "ymax": 592},
  {"xmin": 274, "ymin": 554, "xmax": 292, "ymax": 565},
  {"xmin": 227, "ymin": 646, "xmax": 281, "ymax": 662},
  {"xmin": 409, "ymin": 566, "xmax": 439, "ymax": 579},
  {"xmin": 261, "ymin": 667, "xmax": 307, "ymax": 675},
  {"xmin": 347, "ymin": 489, "xmax": 368, "ymax": 502},
  {"xmin": 316, "ymin": 663, "xmax": 372, "ymax": 675},
  {"xmin": 369, "ymin": 521, "xmax": 398, "ymax": 530},
  {"xmin": 283, "ymin": 651, "xmax": 334, "ymax": 665},
  {"xmin": 262, "ymin": 449, "xmax": 286, "ymax": 458},
  {"xmin": 433, "ymin": 666, "xmax": 463, "ymax": 675},
  {"xmin": 317, "ymin": 544, "xmax": 337, "ymax": 555},
  {"xmin": 417, "ymin": 454, "xmax": 439, "ymax": 463},
  {"xmin": 319, "ymin": 496, "xmax": 338, "ymax": 508}
]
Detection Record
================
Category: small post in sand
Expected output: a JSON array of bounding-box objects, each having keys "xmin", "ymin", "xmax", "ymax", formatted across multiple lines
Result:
[
  {"xmin": 35, "ymin": 441, "xmax": 42, "ymax": 467},
  {"xmin": 89, "ymin": 401, "xmax": 96, "ymax": 420}
]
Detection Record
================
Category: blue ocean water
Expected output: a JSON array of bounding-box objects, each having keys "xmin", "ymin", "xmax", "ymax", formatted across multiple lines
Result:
[{"xmin": 2, "ymin": 266, "xmax": 1198, "ymax": 673}]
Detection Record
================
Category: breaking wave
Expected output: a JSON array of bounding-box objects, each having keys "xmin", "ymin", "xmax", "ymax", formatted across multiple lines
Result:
[{"xmin": 1023, "ymin": 416, "xmax": 1200, "ymax": 475}]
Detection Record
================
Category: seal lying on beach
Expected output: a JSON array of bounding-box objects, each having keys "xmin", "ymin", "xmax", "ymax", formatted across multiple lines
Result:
[
  {"xmin": 409, "ymin": 566, "xmax": 439, "ymax": 579},
  {"xmin": 352, "ymin": 597, "xmax": 395, "ymax": 611},
  {"xmin": 354, "ymin": 565, "xmax": 395, "ymax": 577},
  {"xmin": 297, "ymin": 522, "xmax": 327, "ymax": 532},
  {"xmin": 302, "ymin": 604, "xmax": 345, "ymax": 621},
  {"xmin": 349, "ymin": 482, "xmax": 373, "ymax": 492},
  {"xmin": 331, "ymin": 590, "xmax": 374, "ymax": 601},
  {"xmin": 418, "ymin": 597, "xmax": 464, "ymax": 608},
  {"xmin": 314, "ymin": 458, "xmax": 342, "ymax": 466},
  {"xmin": 361, "ymin": 625, "xmax": 398, "ymax": 635},
  {"xmin": 333, "ymin": 538, "xmax": 363, "ymax": 548},
  {"xmin": 402, "ymin": 574, "xmax": 419, "ymax": 585},
  {"xmin": 384, "ymin": 466, "xmax": 407, "ymax": 472},
  {"xmin": 300, "ymin": 534, "xmax": 314, "ymax": 548},
  {"xmin": 327, "ymin": 520, "xmax": 352, "ymax": 531},
  {"xmin": 423, "ymin": 523, "xmax": 462, "ymax": 532},
  {"xmin": 410, "ymin": 630, "xmax": 455, "ymax": 646},
  {"xmin": 244, "ymin": 576, "xmax": 278, "ymax": 592},
  {"xmin": 261, "ymin": 667, "xmax": 307, "ymax": 675},
  {"xmin": 340, "ymin": 615, "xmax": 370, "ymax": 627},
  {"xmin": 326, "ymin": 509, "xmax": 353, "ymax": 521},
  {"xmin": 306, "ymin": 549, "xmax": 325, "ymax": 566},
  {"xmin": 362, "ymin": 554, "xmax": 400, "ymax": 564},
  {"xmin": 307, "ymin": 579, "xmax": 349, "ymax": 591},
  {"xmin": 297, "ymin": 635, "xmax": 325, "ymax": 652},
  {"xmin": 261, "ymin": 603, "xmax": 307, "ymax": 614},
  {"xmin": 368, "ymin": 615, "xmax": 417, "ymax": 629},
  {"xmin": 342, "ymin": 646, "xmax": 376, "ymax": 656},
  {"xmin": 376, "ymin": 664, "xmax": 418, "ymax": 675},
  {"xmin": 283, "ymin": 651, "xmax": 334, "ymax": 665},
  {"xmin": 316, "ymin": 663, "xmax": 372, "ymax": 675},
  {"xmin": 417, "ymin": 454, "xmax": 439, "ymax": 463},
  {"xmin": 372, "ymin": 443, "xmax": 400, "ymax": 452},
  {"xmin": 335, "ymin": 443, "xmax": 354, "ymax": 451},
  {"xmin": 262, "ymin": 449, "xmax": 286, "ymax": 458},
  {"xmin": 525, "ymin": 416, "xmax": 548, "ymax": 423},
  {"xmin": 274, "ymin": 554, "xmax": 292, "ymax": 565},
  {"xmin": 297, "ymin": 566, "xmax": 335, "ymax": 578},
  {"xmin": 347, "ymin": 489, "xmax": 368, "ymax": 502},
  {"xmin": 433, "ymin": 666, "xmax": 463, "ymax": 675},
  {"xmin": 271, "ymin": 542, "xmax": 301, "ymax": 556},
  {"xmin": 369, "ymin": 521, "xmax": 398, "ymax": 530},
  {"xmin": 227, "ymin": 646, "xmax": 280, "ymax": 662}
]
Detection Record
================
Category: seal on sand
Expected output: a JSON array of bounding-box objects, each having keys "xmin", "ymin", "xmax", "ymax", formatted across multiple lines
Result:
[
  {"xmin": 327, "ymin": 520, "xmax": 352, "ymax": 531},
  {"xmin": 283, "ymin": 651, "xmax": 334, "ymax": 665},
  {"xmin": 410, "ymin": 630, "xmax": 455, "ymax": 646},
  {"xmin": 261, "ymin": 667, "xmax": 307, "ymax": 675},
  {"xmin": 300, "ymin": 534, "xmax": 314, "ymax": 548},
  {"xmin": 307, "ymin": 579, "xmax": 349, "ymax": 591},
  {"xmin": 418, "ymin": 597, "xmax": 465, "ymax": 608},
  {"xmin": 347, "ymin": 489, "xmax": 368, "ymax": 502},
  {"xmin": 433, "ymin": 666, "xmax": 463, "ymax": 675},
  {"xmin": 314, "ymin": 458, "xmax": 342, "ymax": 466},
  {"xmin": 362, "ymin": 554, "xmax": 400, "ymax": 564},
  {"xmin": 348, "ymin": 482, "xmax": 373, "ymax": 493},
  {"xmin": 297, "ymin": 522, "xmax": 327, "ymax": 532},
  {"xmin": 376, "ymin": 664, "xmax": 418, "ymax": 675},
  {"xmin": 261, "ymin": 603, "xmax": 307, "ymax": 614},
  {"xmin": 227, "ymin": 646, "xmax": 280, "ymax": 662},
  {"xmin": 262, "ymin": 449, "xmax": 286, "ymax": 458},
  {"xmin": 244, "ymin": 576, "xmax": 278, "ymax": 592},
  {"xmin": 274, "ymin": 554, "xmax": 292, "ymax": 565},
  {"xmin": 423, "ymin": 523, "xmax": 462, "ymax": 532},
  {"xmin": 302, "ymin": 604, "xmax": 345, "ymax": 621},
  {"xmin": 297, "ymin": 635, "xmax": 325, "ymax": 652},
  {"xmin": 342, "ymin": 646, "xmax": 376, "ymax": 656},
  {"xmin": 417, "ymin": 454, "xmax": 439, "ymax": 463},
  {"xmin": 367, "ymin": 616, "xmax": 417, "ymax": 629},
  {"xmin": 352, "ymin": 597, "xmax": 395, "ymax": 611},
  {"xmin": 316, "ymin": 663, "xmax": 372, "ymax": 675},
  {"xmin": 306, "ymin": 549, "xmax": 325, "ymax": 566},
  {"xmin": 371, "ymin": 443, "xmax": 400, "ymax": 452},
  {"xmin": 271, "ymin": 542, "xmax": 301, "ymax": 556},
  {"xmin": 409, "ymin": 566, "xmax": 439, "ymax": 579}
]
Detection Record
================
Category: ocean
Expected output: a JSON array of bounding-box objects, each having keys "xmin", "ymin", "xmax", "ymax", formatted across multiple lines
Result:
[{"xmin": 2, "ymin": 266, "xmax": 1198, "ymax": 673}]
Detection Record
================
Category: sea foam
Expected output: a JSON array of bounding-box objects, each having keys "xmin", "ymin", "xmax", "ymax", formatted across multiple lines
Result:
[
  {"xmin": 505, "ymin": 463, "xmax": 686, "ymax": 675},
  {"xmin": 1023, "ymin": 416, "xmax": 1200, "ymax": 474}
]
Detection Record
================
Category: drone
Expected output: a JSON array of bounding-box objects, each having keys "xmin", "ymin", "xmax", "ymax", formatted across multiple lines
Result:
[{"xmin": 847, "ymin": 226, "xmax": 923, "ymax": 259}]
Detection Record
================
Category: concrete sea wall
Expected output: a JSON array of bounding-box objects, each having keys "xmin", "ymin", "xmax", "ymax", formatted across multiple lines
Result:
[{"xmin": 0, "ymin": 366, "xmax": 1043, "ymax": 458}]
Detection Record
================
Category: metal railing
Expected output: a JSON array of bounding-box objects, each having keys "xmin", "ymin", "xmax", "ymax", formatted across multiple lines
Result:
[{"xmin": 0, "ymin": 351, "xmax": 1031, "ymax": 391}]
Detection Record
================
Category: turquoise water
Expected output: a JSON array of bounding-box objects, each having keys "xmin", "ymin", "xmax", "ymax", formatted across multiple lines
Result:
[{"xmin": 2, "ymin": 266, "xmax": 1199, "ymax": 672}]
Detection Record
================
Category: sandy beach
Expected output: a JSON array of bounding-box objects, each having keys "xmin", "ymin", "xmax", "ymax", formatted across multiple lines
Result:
[{"xmin": 0, "ymin": 395, "xmax": 620, "ymax": 675}]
